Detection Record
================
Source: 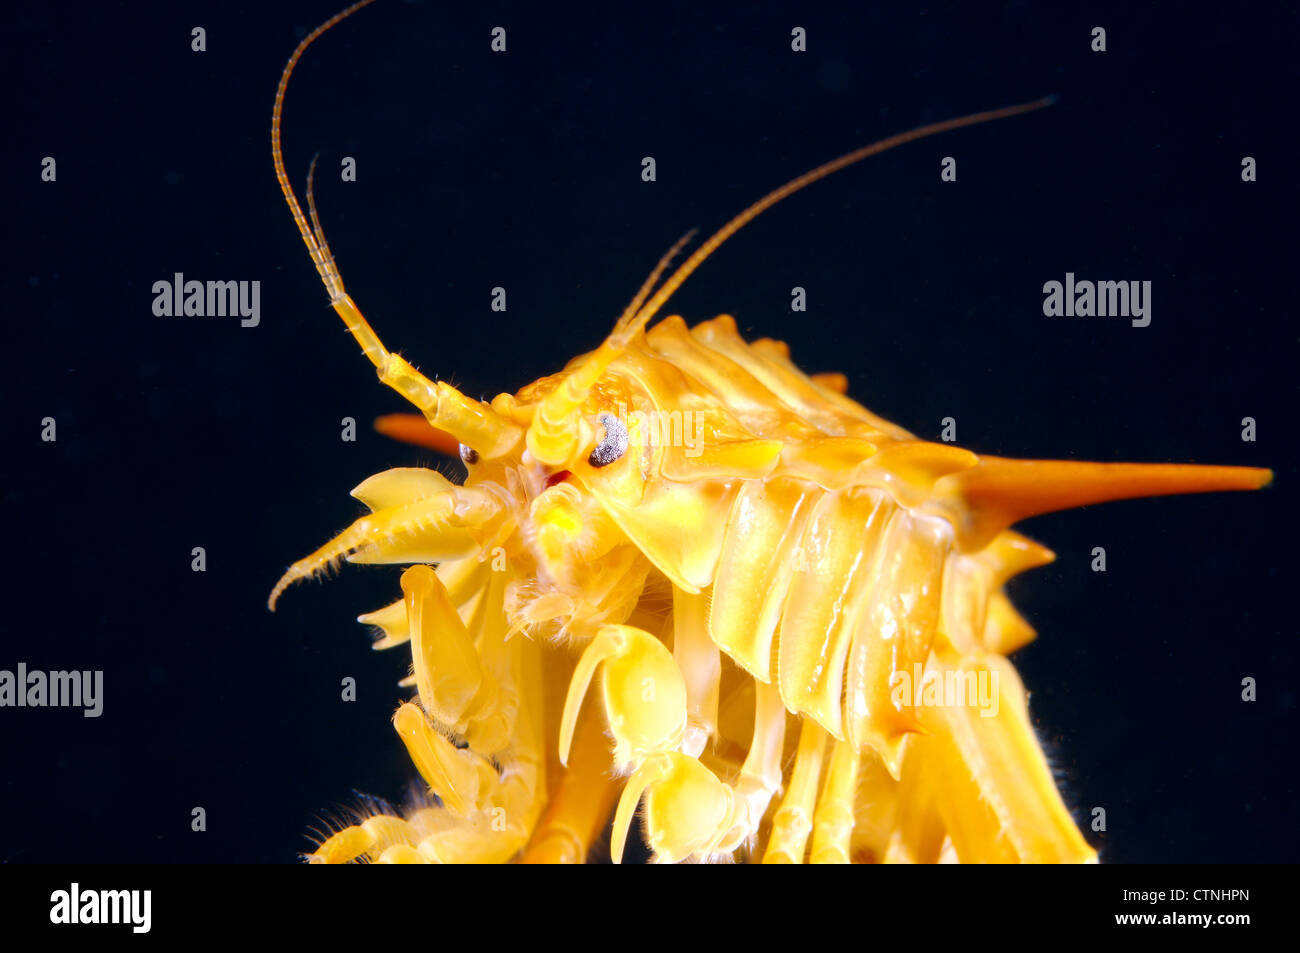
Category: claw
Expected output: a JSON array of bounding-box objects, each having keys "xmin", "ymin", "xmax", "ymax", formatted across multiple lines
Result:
[
  {"xmin": 401, "ymin": 565, "xmax": 502, "ymax": 744},
  {"xmin": 558, "ymin": 624, "xmax": 686, "ymax": 768},
  {"xmin": 392, "ymin": 703, "xmax": 498, "ymax": 816},
  {"xmin": 268, "ymin": 473, "xmax": 498, "ymax": 610},
  {"xmin": 612, "ymin": 752, "xmax": 736, "ymax": 864}
]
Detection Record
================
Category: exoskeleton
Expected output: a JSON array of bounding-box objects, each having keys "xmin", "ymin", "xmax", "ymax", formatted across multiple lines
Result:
[{"xmin": 269, "ymin": 0, "xmax": 1271, "ymax": 863}]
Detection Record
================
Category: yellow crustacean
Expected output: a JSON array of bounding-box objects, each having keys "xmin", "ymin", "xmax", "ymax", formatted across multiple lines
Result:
[{"xmin": 269, "ymin": 1, "xmax": 1272, "ymax": 864}]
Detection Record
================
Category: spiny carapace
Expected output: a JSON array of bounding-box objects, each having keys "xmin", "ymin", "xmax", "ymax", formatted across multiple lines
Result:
[{"xmin": 269, "ymin": 0, "xmax": 1271, "ymax": 863}]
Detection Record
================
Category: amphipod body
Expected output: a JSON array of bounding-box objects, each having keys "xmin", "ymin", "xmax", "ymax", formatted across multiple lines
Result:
[{"xmin": 269, "ymin": 1, "xmax": 1271, "ymax": 864}]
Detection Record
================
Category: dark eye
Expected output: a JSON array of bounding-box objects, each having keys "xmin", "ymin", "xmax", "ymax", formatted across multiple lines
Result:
[
  {"xmin": 588, "ymin": 413, "xmax": 628, "ymax": 467},
  {"xmin": 459, "ymin": 444, "xmax": 479, "ymax": 465}
]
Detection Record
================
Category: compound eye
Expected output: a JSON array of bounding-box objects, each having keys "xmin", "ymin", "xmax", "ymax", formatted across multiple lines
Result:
[
  {"xmin": 587, "ymin": 413, "xmax": 628, "ymax": 468},
  {"xmin": 459, "ymin": 444, "xmax": 479, "ymax": 465}
]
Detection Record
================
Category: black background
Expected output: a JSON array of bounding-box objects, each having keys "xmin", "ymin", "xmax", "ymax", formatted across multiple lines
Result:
[{"xmin": 2, "ymin": 0, "xmax": 1295, "ymax": 863}]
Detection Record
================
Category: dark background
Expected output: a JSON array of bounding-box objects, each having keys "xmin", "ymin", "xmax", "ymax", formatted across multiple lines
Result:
[{"xmin": 2, "ymin": 0, "xmax": 1295, "ymax": 863}]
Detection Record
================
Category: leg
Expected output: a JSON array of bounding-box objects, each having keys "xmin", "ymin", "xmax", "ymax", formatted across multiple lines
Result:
[
  {"xmin": 713, "ymin": 677, "xmax": 787, "ymax": 856},
  {"xmin": 401, "ymin": 565, "xmax": 514, "ymax": 752},
  {"xmin": 563, "ymin": 622, "xmax": 801, "ymax": 863},
  {"xmin": 520, "ymin": 705, "xmax": 620, "ymax": 863},
  {"xmin": 559, "ymin": 624, "xmax": 687, "ymax": 768},
  {"xmin": 560, "ymin": 623, "xmax": 737, "ymax": 863},
  {"xmin": 762, "ymin": 718, "xmax": 828, "ymax": 863},
  {"xmin": 309, "ymin": 577, "xmax": 546, "ymax": 864},
  {"xmin": 672, "ymin": 588, "xmax": 721, "ymax": 757},
  {"xmin": 307, "ymin": 812, "xmax": 421, "ymax": 865},
  {"xmin": 810, "ymin": 738, "xmax": 860, "ymax": 863}
]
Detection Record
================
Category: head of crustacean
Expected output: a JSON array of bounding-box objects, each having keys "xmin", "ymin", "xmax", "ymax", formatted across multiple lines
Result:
[{"xmin": 455, "ymin": 359, "xmax": 665, "ymax": 643}]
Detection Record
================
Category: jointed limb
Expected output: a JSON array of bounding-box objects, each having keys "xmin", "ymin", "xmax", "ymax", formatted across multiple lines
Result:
[{"xmin": 763, "ymin": 718, "xmax": 828, "ymax": 863}]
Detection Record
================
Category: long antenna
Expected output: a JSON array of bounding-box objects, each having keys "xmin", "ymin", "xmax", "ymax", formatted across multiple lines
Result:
[
  {"xmin": 528, "ymin": 95, "xmax": 1058, "ymax": 465},
  {"xmin": 271, "ymin": 0, "xmax": 379, "ymax": 306},
  {"xmin": 626, "ymin": 95, "xmax": 1058, "ymax": 335}
]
